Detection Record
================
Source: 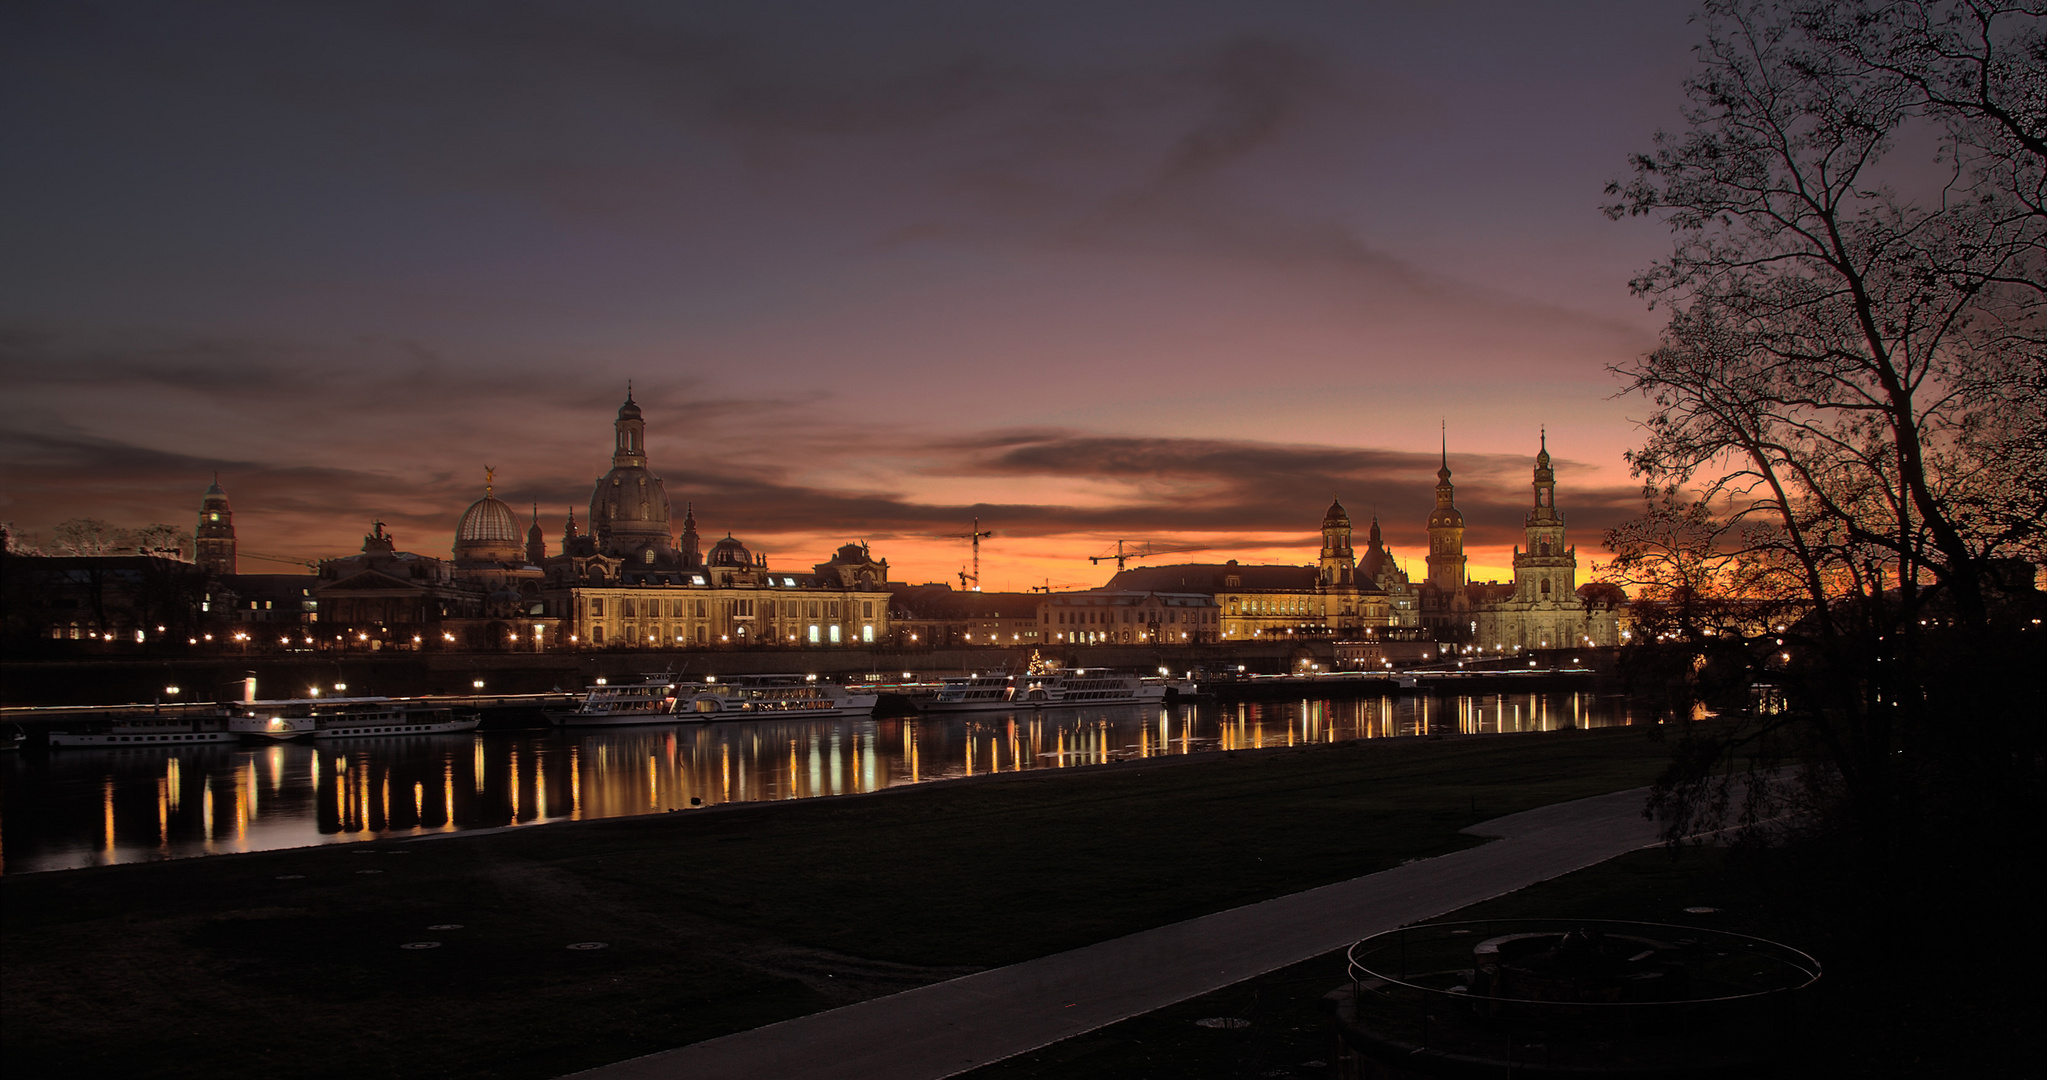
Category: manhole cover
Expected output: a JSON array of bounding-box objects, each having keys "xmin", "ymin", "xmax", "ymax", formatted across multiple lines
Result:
[
  {"xmin": 426, "ymin": 924, "xmax": 464, "ymax": 930},
  {"xmin": 355, "ymin": 869, "xmax": 383, "ymax": 875},
  {"xmin": 1683, "ymin": 906, "xmax": 1722, "ymax": 914},
  {"xmin": 1195, "ymin": 1017, "xmax": 1251, "ymax": 1030},
  {"xmin": 566, "ymin": 942, "xmax": 608, "ymax": 951},
  {"xmin": 275, "ymin": 874, "xmax": 305, "ymax": 880},
  {"xmin": 399, "ymin": 942, "xmax": 441, "ymax": 950}
]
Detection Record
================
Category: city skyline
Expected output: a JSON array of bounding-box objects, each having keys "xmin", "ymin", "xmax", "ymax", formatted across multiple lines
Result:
[{"xmin": 1, "ymin": 1, "xmax": 1698, "ymax": 587}]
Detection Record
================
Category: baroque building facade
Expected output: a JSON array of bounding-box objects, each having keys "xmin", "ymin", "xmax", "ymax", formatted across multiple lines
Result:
[
  {"xmin": 539, "ymin": 393, "xmax": 894, "ymax": 649},
  {"xmin": 1413, "ymin": 433, "xmax": 1624, "ymax": 651},
  {"xmin": 1470, "ymin": 434, "xmax": 1623, "ymax": 651},
  {"xmin": 1101, "ymin": 498, "xmax": 1421, "ymax": 642}
]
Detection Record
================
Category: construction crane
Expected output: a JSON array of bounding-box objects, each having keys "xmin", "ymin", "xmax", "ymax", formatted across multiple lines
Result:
[
  {"xmin": 1029, "ymin": 579, "xmax": 1086, "ymax": 593},
  {"xmin": 242, "ymin": 550, "xmax": 320, "ymax": 571},
  {"xmin": 1089, "ymin": 540, "xmax": 1210, "ymax": 572},
  {"xmin": 942, "ymin": 517, "xmax": 995, "ymax": 592}
]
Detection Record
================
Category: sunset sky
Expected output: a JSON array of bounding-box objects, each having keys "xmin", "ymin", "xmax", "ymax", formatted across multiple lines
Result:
[{"xmin": 1, "ymin": 1, "xmax": 1703, "ymax": 589}]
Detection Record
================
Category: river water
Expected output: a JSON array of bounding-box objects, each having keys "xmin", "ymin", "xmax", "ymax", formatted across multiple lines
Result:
[{"xmin": 0, "ymin": 691, "xmax": 1644, "ymax": 874}]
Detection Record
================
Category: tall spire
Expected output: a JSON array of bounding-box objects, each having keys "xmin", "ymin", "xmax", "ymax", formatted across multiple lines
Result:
[{"xmin": 484, "ymin": 465, "xmax": 495, "ymax": 496}]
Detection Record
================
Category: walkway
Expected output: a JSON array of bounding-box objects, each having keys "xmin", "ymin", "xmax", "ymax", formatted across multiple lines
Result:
[{"xmin": 568, "ymin": 786, "xmax": 1662, "ymax": 1080}]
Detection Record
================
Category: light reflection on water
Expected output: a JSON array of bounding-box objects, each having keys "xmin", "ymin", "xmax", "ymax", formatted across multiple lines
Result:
[{"xmin": 0, "ymin": 692, "xmax": 1640, "ymax": 873}]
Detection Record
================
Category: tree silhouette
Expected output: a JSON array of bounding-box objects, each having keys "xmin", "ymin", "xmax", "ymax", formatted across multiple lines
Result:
[{"xmin": 1606, "ymin": 0, "xmax": 2045, "ymax": 865}]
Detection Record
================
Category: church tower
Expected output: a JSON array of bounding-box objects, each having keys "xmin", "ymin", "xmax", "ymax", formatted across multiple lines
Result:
[
  {"xmin": 1512, "ymin": 430, "xmax": 1575, "ymax": 603},
  {"xmin": 1319, "ymin": 497, "xmax": 1355, "ymax": 587},
  {"xmin": 589, "ymin": 386, "xmax": 675, "ymax": 563},
  {"xmin": 526, "ymin": 504, "xmax": 546, "ymax": 564},
  {"xmin": 195, "ymin": 477, "xmax": 236, "ymax": 575},
  {"xmin": 679, "ymin": 502, "xmax": 701, "ymax": 570},
  {"xmin": 1425, "ymin": 430, "xmax": 1466, "ymax": 591}
]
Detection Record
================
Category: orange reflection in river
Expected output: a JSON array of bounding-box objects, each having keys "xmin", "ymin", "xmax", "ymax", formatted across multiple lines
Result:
[{"xmin": 7, "ymin": 693, "xmax": 1644, "ymax": 873}]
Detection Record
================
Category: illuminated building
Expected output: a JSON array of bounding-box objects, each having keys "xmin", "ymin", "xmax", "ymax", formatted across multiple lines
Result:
[
  {"xmin": 1038, "ymin": 590, "xmax": 1219, "ymax": 645},
  {"xmin": 1469, "ymin": 434, "xmax": 1624, "ymax": 651},
  {"xmin": 886, "ymin": 585, "xmax": 1045, "ymax": 646},
  {"xmin": 194, "ymin": 477, "xmax": 236, "ymax": 575},
  {"xmin": 1103, "ymin": 498, "xmax": 1420, "ymax": 642},
  {"xmin": 541, "ymin": 393, "xmax": 895, "ymax": 649}
]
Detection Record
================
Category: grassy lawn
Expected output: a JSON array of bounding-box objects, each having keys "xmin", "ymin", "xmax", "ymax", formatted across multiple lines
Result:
[
  {"xmin": 3, "ymin": 726, "xmax": 1673, "ymax": 1080},
  {"xmin": 968, "ymin": 842, "xmax": 2041, "ymax": 1079}
]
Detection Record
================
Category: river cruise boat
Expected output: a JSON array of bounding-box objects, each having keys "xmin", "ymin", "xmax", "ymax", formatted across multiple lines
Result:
[
  {"xmin": 920, "ymin": 668, "xmax": 1186, "ymax": 713},
  {"xmin": 48, "ymin": 713, "xmax": 238, "ymax": 748},
  {"xmin": 229, "ymin": 698, "xmax": 480, "ymax": 741},
  {"xmin": 679, "ymin": 675, "xmax": 878, "ymax": 719},
  {"xmin": 546, "ymin": 675, "xmax": 686, "ymax": 727}
]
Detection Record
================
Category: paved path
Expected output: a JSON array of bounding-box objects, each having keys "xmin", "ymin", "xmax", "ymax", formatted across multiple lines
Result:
[{"xmin": 568, "ymin": 786, "xmax": 1661, "ymax": 1080}]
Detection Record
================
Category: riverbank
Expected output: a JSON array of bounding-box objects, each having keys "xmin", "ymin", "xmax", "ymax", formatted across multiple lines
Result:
[{"xmin": 4, "ymin": 725, "xmax": 1670, "ymax": 1079}]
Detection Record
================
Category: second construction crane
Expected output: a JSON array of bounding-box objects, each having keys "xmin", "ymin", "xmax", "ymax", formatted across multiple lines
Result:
[
  {"xmin": 946, "ymin": 517, "xmax": 995, "ymax": 592},
  {"xmin": 1089, "ymin": 540, "xmax": 1209, "ymax": 572}
]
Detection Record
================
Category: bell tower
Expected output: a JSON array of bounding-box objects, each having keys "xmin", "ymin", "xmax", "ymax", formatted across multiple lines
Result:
[
  {"xmin": 1425, "ymin": 426, "xmax": 1466, "ymax": 591},
  {"xmin": 1319, "ymin": 497, "xmax": 1355, "ymax": 587},
  {"xmin": 1512, "ymin": 430, "xmax": 1575, "ymax": 603},
  {"xmin": 195, "ymin": 476, "xmax": 236, "ymax": 575}
]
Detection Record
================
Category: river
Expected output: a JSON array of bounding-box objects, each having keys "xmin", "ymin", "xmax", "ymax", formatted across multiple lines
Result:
[{"xmin": 0, "ymin": 691, "xmax": 1645, "ymax": 873}]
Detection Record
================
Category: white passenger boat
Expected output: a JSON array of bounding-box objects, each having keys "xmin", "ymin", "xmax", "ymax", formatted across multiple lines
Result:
[
  {"xmin": 546, "ymin": 675, "xmax": 685, "ymax": 727},
  {"xmin": 920, "ymin": 664, "xmax": 1188, "ymax": 714},
  {"xmin": 229, "ymin": 697, "xmax": 480, "ymax": 740},
  {"xmin": 307, "ymin": 701, "xmax": 478, "ymax": 740},
  {"xmin": 679, "ymin": 675, "xmax": 878, "ymax": 719},
  {"xmin": 49, "ymin": 713, "xmax": 238, "ymax": 748}
]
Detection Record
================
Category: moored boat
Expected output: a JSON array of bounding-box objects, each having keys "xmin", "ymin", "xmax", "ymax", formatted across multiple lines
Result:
[
  {"xmin": 679, "ymin": 675, "xmax": 878, "ymax": 719},
  {"xmin": 229, "ymin": 697, "xmax": 479, "ymax": 740},
  {"xmin": 920, "ymin": 666, "xmax": 1188, "ymax": 713},
  {"xmin": 48, "ymin": 712, "xmax": 238, "ymax": 748},
  {"xmin": 546, "ymin": 675, "xmax": 685, "ymax": 727}
]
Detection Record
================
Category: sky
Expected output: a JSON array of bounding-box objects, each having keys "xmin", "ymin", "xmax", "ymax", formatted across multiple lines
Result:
[{"xmin": 0, "ymin": 0, "xmax": 1706, "ymax": 589}]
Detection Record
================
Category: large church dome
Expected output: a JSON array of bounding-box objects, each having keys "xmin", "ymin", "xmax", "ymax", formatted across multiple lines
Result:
[
  {"xmin": 590, "ymin": 390, "xmax": 675, "ymax": 561},
  {"xmin": 455, "ymin": 471, "xmax": 526, "ymax": 564}
]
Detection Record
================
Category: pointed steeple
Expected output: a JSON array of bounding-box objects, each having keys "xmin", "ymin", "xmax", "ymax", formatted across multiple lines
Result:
[
  {"xmin": 679, "ymin": 501, "xmax": 701, "ymax": 569},
  {"xmin": 526, "ymin": 502, "xmax": 546, "ymax": 564}
]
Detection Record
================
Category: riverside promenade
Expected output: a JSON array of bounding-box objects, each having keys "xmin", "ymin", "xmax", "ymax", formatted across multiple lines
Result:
[{"xmin": 569, "ymin": 786, "xmax": 1662, "ymax": 1080}]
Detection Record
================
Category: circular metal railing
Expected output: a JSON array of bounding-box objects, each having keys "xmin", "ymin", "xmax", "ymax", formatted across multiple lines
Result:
[{"xmin": 1336, "ymin": 919, "xmax": 1823, "ymax": 1075}]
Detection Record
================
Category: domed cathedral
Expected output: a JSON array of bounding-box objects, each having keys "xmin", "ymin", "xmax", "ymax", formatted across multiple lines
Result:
[
  {"xmin": 195, "ymin": 476, "xmax": 236, "ymax": 575},
  {"xmin": 588, "ymin": 388, "xmax": 677, "ymax": 568},
  {"xmin": 1470, "ymin": 432, "xmax": 1624, "ymax": 652},
  {"xmin": 533, "ymin": 389, "xmax": 897, "ymax": 649}
]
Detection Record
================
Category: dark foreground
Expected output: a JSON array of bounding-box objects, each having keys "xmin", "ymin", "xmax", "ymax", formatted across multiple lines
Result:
[
  {"xmin": 5, "ymin": 727, "xmax": 1670, "ymax": 1080},
  {"xmin": 970, "ymin": 841, "xmax": 2041, "ymax": 1080}
]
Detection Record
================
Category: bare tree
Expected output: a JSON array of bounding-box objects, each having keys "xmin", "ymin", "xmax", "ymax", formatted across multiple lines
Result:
[
  {"xmin": 1606, "ymin": 0, "xmax": 2045, "ymax": 861},
  {"xmin": 122, "ymin": 523, "xmax": 193, "ymax": 560},
  {"xmin": 52, "ymin": 518, "xmax": 117, "ymax": 556}
]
